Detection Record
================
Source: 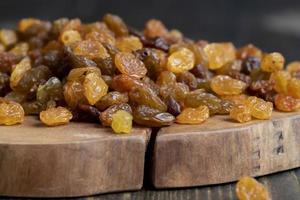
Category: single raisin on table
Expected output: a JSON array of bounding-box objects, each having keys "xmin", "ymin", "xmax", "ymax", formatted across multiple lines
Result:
[
  {"xmin": 40, "ymin": 106, "xmax": 73, "ymax": 126},
  {"xmin": 236, "ymin": 176, "xmax": 270, "ymax": 200},
  {"xmin": 111, "ymin": 110, "xmax": 133, "ymax": 134},
  {"xmin": 0, "ymin": 98, "xmax": 24, "ymax": 125}
]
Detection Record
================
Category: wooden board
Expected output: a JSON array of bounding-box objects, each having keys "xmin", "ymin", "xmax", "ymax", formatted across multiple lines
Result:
[
  {"xmin": 0, "ymin": 117, "xmax": 151, "ymax": 197},
  {"xmin": 80, "ymin": 168, "xmax": 300, "ymax": 200},
  {"xmin": 152, "ymin": 111, "xmax": 300, "ymax": 188}
]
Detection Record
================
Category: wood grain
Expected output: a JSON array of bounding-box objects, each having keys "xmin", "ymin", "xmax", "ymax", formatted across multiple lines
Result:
[
  {"xmin": 41, "ymin": 168, "xmax": 298, "ymax": 200},
  {"xmin": 0, "ymin": 117, "xmax": 151, "ymax": 197},
  {"xmin": 152, "ymin": 111, "xmax": 300, "ymax": 188}
]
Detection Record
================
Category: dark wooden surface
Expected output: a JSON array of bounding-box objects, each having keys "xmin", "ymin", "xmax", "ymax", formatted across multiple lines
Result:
[{"xmin": 1, "ymin": 168, "xmax": 299, "ymax": 200}]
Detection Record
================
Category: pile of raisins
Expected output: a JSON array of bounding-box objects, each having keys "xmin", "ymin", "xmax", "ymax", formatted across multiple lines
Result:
[{"xmin": 0, "ymin": 14, "xmax": 299, "ymax": 133}]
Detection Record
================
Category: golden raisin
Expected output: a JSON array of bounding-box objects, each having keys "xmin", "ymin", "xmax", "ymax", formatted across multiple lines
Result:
[
  {"xmin": 115, "ymin": 52, "xmax": 147, "ymax": 78},
  {"xmin": 18, "ymin": 18, "xmax": 42, "ymax": 33},
  {"xmin": 144, "ymin": 19, "xmax": 169, "ymax": 39},
  {"xmin": 73, "ymin": 40, "xmax": 109, "ymax": 60},
  {"xmin": 40, "ymin": 106, "xmax": 73, "ymax": 126},
  {"xmin": 275, "ymin": 94, "xmax": 300, "ymax": 112},
  {"xmin": 63, "ymin": 80, "xmax": 86, "ymax": 108},
  {"xmin": 0, "ymin": 98, "xmax": 24, "ymax": 125},
  {"xmin": 116, "ymin": 36, "xmax": 143, "ymax": 52},
  {"xmin": 287, "ymin": 78, "xmax": 300, "ymax": 98},
  {"xmin": 236, "ymin": 44, "xmax": 262, "ymax": 60},
  {"xmin": 85, "ymin": 30, "xmax": 116, "ymax": 46},
  {"xmin": 230, "ymin": 104, "xmax": 252, "ymax": 123},
  {"xmin": 83, "ymin": 72, "xmax": 108, "ymax": 105},
  {"xmin": 10, "ymin": 57, "xmax": 31, "ymax": 89},
  {"xmin": 210, "ymin": 75, "xmax": 247, "ymax": 95},
  {"xmin": 287, "ymin": 61, "xmax": 300, "ymax": 77},
  {"xmin": 103, "ymin": 14, "xmax": 128, "ymax": 37},
  {"xmin": 269, "ymin": 71, "xmax": 291, "ymax": 94},
  {"xmin": 176, "ymin": 105, "xmax": 209, "ymax": 124},
  {"xmin": 167, "ymin": 47, "xmax": 195, "ymax": 73},
  {"xmin": 111, "ymin": 110, "xmax": 133, "ymax": 134},
  {"xmin": 236, "ymin": 176, "xmax": 270, "ymax": 200},
  {"xmin": 204, "ymin": 42, "xmax": 236, "ymax": 70},
  {"xmin": 0, "ymin": 29, "xmax": 17, "ymax": 47},
  {"xmin": 247, "ymin": 96, "xmax": 273, "ymax": 120},
  {"xmin": 9, "ymin": 42, "xmax": 29, "ymax": 57},
  {"xmin": 261, "ymin": 52, "xmax": 284, "ymax": 72},
  {"xmin": 60, "ymin": 30, "xmax": 82, "ymax": 46}
]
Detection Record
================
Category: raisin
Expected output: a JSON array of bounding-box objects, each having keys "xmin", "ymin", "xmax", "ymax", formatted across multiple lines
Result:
[
  {"xmin": 99, "ymin": 103, "xmax": 132, "ymax": 126},
  {"xmin": 269, "ymin": 71, "xmax": 291, "ymax": 94},
  {"xmin": 210, "ymin": 75, "xmax": 247, "ymax": 95},
  {"xmin": 228, "ymin": 71, "xmax": 252, "ymax": 87},
  {"xmin": 237, "ymin": 44, "xmax": 262, "ymax": 60},
  {"xmin": 4, "ymin": 91, "xmax": 26, "ymax": 103},
  {"xmin": 0, "ymin": 98, "xmax": 24, "ymax": 125},
  {"xmin": 216, "ymin": 60, "xmax": 242, "ymax": 75},
  {"xmin": 85, "ymin": 30, "xmax": 116, "ymax": 46},
  {"xmin": 156, "ymin": 71, "xmax": 177, "ymax": 86},
  {"xmin": 0, "ymin": 72, "xmax": 10, "ymax": 96},
  {"xmin": 111, "ymin": 74, "xmax": 143, "ymax": 92},
  {"xmin": 241, "ymin": 56, "xmax": 261, "ymax": 75},
  {"xmin": 144, "ymin": 19, "xmax": 169, "ymax": 39},
  {"xmin": 40, "ymin": 106, "xmax": 72, "ymax": 126},
  {"xmin": 177, "ymin": 71, "xmax": 198, "ymax": 90},
  {"xmin": 95, "ymin": 57, "xmax": 115, "ymax": 76},
  {"xmin": 287, "ymin": 61, "xmax": 300, "ymax": 78},
  {"xmin": 248, "ymin": 80, "xmax": 274, "ymax": 99},
  {"xmin": 0, "ymin": 52, "xmax": 20, "ymax": 73},
  {"xmin": 190, "ymin": 64, "xmax": 212, "ymax": 79},
  {"xmin": 129, "ymin": 84, "xmax": 167, "ymax": 111},
  {"xmin": 167, "ymin": 48, "xmax": 195, "ymax": 73},
  {"xmin": 9, "ymin": 42, "xmax": 29, "ymax": 57},
  {"xmin": 10, "ymin": 57, "xmax": 31, "ymax": 89},
  {"xmin": 37, "ymin": 77, "xmax": 63, "ymax": 104},
  {"xmin": 204, "ymin": 42, "xmax": 236, "ymax": 70},
  {"xmin": 133, "ymin": 105, "xmax": 174, "ymax": 127},
  {"xmin": 0, "ymin": 29, "xmax": 17, "ymax": 47},
  {"xmin": 60, "ymin": 30, "xmax": 82, "ymax": 46},
  {"xmin": 236, "ymin": 176, "xmax": 270, "ymax": 200},
  {"xmin": 14, "ymin": 65, "xmax": 52, "ymax": 94},
  {"xmin": 230, "ymin": 104, "xmax": 252, "ymax": 123},
  {"xmin": 275, "ymin": 94, "xmax": 300, "ymax": 112},
  {"xmin": 247, "ymin": 96, "xmax": 273, "ymax": 120},
  {"xmin": 114, "ymin": 52, "xmax": 147, "ymax": 78},
  {"xmin": 166, "ymin": 96, "xmax": 181, "ymax": 116},
  {"xmin": 22, "ymin": 101, "xmax": 44, "ymax": 115},
  {"xmin": 261, "ymin": 52, "xmax": 285, "ymax": 72},
  {"xmin": 185, "ymin": 90, "xmax": 221, "ymax": 115},
  {"xmin": 73, "ymin": 40, "xmax": 109, "ymax": 60},
  {"xmin": 63, "ymin": 80, "xmax": 86, "ymax": 108},
  {"xmin": 103, "ymin": 14, "xmax": 128, "ymax": 37},
  {"xmin": 95, "ymin": 91, "xmax": 128, "ymax": 111},
  {"xmin": 287, "ymin": 78, "xmax": 300, "ymax": 98},
  {"xmin": 116, "ymin": 36, "xmax": 142, "ymax": 52},
  {"xmin": 111, "ymin": 110, "xmax": 133, "ymax": 134},
  {"xmin": 78, "ymin": 104, "xmax": 101, "ymax": 117},
  {"xmin": 176, "ymin": 105, "xmax": 209, "ymax": 124},
  {"xmin": 218, "ymin": 100, "xmax": 234, "ymax": 114}
]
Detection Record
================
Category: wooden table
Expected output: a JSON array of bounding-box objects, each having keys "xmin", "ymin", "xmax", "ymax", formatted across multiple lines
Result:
[
  {"xmin": 87, "ymin": 168, "xmax": 300, "ymax": 200},
  {"xmin": 1, "ymin": 168, "xmax": 299, "ymax": 200}
]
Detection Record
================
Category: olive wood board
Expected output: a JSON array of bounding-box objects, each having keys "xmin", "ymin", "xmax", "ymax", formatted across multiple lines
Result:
[
  {"xmin": 152, "ymin": 111, "xmax": 300, "ymax": 188},
  {"xmin": 0, "ymin": 116, "xmax": 151, "ymax": 197}
]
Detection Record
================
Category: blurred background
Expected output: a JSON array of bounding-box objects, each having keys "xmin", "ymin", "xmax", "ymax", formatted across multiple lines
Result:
[{"xmin": 0, "ymin": 0, "xmax": 299, "ymax": 62}]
